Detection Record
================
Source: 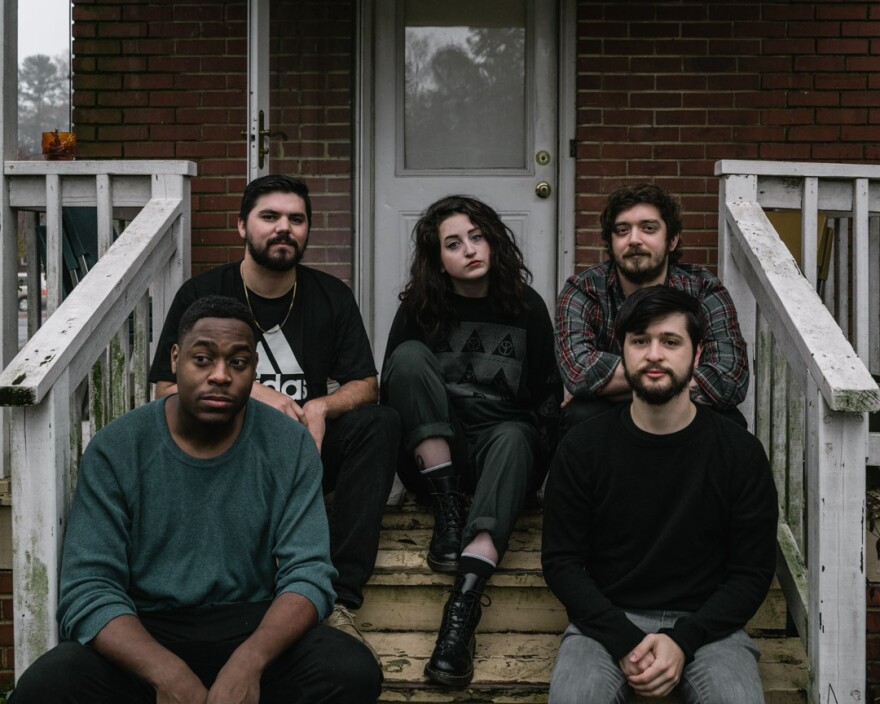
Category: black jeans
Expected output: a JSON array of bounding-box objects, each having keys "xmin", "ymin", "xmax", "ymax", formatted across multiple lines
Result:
[
  {"xmin": 382, "ymin": 341, "xmax": 540, "ymax": 559},
  {"xmin": 9, "ymin": 602, "xmax": 382, "ymax": 704},
  {"xmin": 321, "ymin": 404, "xmax": 399, "ymax": 608}
]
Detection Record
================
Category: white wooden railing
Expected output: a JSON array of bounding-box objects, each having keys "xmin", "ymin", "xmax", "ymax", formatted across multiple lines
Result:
[
  {"xmin": 717, "ymin": 160, "xmax": 880, "ymax": 704},
  {"xmin": 0, "ymin": 160, "xmax": 195, "ymax": 673}
]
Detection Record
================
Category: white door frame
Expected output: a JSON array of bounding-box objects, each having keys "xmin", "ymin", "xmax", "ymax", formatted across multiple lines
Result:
[
  {"xmin": 354, "ymin": 0, "xmax": 577, "ymax": 341},
  {"xmin": 246, "ymin": 0, "xmax": 270, "ymax": 182}
]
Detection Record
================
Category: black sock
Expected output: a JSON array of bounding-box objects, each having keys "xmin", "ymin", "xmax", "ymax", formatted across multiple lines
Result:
[
  {"xmin": 458, "ymin": 554, "xmax": 495, "ymax": 580},
  {"xmin": 420, "ymin": 460, "xmax": 453, "ymax": 482}
]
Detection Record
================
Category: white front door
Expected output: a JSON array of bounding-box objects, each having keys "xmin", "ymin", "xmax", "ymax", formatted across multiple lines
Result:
[{"xmin": 366, "ymin": 0, "xmax": 561, "ymax": 363}]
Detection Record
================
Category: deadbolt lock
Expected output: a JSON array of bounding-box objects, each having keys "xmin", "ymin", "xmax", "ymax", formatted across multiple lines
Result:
[
  {"xmin": 535, "ymin": 150, "xmax": 551, "ymax": 166},
  {"xmin": 535, "ymin": 182, "xmax": 552, "ymax": 199}
]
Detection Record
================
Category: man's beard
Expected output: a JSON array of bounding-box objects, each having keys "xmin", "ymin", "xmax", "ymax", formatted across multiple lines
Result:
[
  {"xmin": 615, "ymin": 248, "xmax": 668, "ymax": 285},
  {"xmin": 246, "ymin": 230, "xmax": 307, "ymax": 272},
  {"xmin": 624, "ymin": 361, "xmax": 694, "ymax": 405}
]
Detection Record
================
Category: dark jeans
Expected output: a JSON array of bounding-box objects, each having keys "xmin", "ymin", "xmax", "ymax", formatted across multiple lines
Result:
[
  {"xmin": 321, "ymin": 404, "xmax": 399, "ymax": 609},
  {"xmin": 382, "ymin": 341, "xmax": 540, "ymax": 558},
  {"xmin": 560, "ymin": 397, "xmax": 748, "ymax": 438},
  {"xmin": 9, "ymin": 602, "xmax": 381, "ymax": 704}
]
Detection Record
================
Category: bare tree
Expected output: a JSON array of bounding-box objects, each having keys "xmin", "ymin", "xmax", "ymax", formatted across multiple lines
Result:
[{"xmin": 18, "ymin": 53, "xmax": 70, "ymax": 157}]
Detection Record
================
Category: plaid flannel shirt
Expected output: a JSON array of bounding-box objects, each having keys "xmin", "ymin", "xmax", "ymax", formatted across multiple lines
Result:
[{"xmin": 554, "ymin": 261, "xmax": 749, "ymax": 410}]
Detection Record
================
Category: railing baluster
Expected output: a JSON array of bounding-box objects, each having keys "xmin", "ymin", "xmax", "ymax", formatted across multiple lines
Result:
[
  {"xmin": 852, "ymin": 179, "xmax": 870, "ymax": 360},
  {"xmin": 870, "ymin": 216, "xmax": 880, "ymax": 376},
  {"xmin": 802, "ymin": 177, "xmax": 818, "ymax": 289},
  {"xmin": 45, "ymin": 174, "xmax": 62, "ymax": 314}
]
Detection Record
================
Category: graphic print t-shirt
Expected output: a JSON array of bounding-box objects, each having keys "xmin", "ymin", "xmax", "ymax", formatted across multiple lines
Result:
[{"xmin": 148, "ymin": 263, "xmax": 377, "ymax": 404}]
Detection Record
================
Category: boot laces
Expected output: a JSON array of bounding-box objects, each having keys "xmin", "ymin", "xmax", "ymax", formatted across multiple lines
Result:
[
  {"xmin": 438, "ymin": 586, "xmax": 491, "ymax": 640},
  {"xmin": 433, "ymin": 491, "xmax": 463, "ymax": 528}
]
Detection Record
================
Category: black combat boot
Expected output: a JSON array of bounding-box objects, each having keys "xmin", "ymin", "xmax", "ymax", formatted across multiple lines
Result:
[
  {"xmin": 424, "ymin": 572, "xmax": 487, "ymax": 687},
  {"xmin": 425, "ymin": 472, "xmax": 464, "ymax": 573}
]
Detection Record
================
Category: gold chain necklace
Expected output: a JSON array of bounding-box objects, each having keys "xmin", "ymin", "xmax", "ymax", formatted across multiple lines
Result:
[{"xmin": 241, "ymin": 271, "xmax": 297, "ymax": 334}]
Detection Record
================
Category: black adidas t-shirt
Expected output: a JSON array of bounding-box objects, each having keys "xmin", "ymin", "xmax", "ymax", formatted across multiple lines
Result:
[{"xmin": 149, "ymin": 262, "xmax": 377, "ymax": 403}]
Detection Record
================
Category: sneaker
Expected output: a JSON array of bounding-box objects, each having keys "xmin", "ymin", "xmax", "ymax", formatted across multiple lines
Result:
[{"xmin": 324, "ymin": 603, "xmax": 381, "ymax": 665}]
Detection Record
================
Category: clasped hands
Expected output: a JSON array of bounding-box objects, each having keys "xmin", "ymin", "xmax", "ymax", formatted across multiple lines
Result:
[{"xmin": 619, "ymin": 634, "xmax": 685, "ymax": 698}]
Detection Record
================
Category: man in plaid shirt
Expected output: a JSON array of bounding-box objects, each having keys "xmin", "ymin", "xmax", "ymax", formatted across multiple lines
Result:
[{"xmin": 555, "ymin": 183, "xmax": 749, "ymax": 432}]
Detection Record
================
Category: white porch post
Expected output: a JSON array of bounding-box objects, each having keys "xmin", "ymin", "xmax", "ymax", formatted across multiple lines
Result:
[
  {"xmin": 11, "ymin": 371, "xmax": 71, "ymax": 675},
  {"xmin": 806, "ymin": 376, "xmax": 867, "ymax": 704},
  {"xmin": 717, "ymin": 173, "xmax": 757, "ymax": 430},
  {"xmin": 0, "ymin": 0, "xmax": 19, "ymax": 480}
]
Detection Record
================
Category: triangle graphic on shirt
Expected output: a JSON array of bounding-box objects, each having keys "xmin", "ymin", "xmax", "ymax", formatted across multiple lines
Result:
[
  {"xmin": 491, "ymin": 367, "xmax": 510, "ymax": 393},
  {"xmin": 492, "ymin": 334, "xmax": 517, "ymax": 359},
  {"xmin": 458, "ymin": 363, "xmax": 477, "ymax": 384},
  {"xmin": 461, "ymin": 330, "xmax": 485, "ymax": 354},
  {"xmin": 435, "ymin": 339, "xmax": 453, "ymax": 353}
]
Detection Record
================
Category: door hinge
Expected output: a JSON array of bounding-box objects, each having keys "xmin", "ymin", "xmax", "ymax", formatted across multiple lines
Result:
[{"xmin": 569, "ymin": 139, "xmax": 577, "ymax": 158}]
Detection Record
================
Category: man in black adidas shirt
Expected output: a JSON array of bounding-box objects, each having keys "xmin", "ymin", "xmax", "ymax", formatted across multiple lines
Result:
[{"xmin": 149, "ymin": 175, "xmax": 399, "ymax": 660}]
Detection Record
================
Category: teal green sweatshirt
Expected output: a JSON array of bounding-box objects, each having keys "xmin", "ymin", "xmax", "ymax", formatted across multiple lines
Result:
[{"xmin": 58, "ymin": 397, "xmax": 336, "ymax": 644}]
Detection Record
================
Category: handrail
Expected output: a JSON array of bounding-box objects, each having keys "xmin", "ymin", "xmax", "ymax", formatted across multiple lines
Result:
[
  {"xmin": 0, "ymin": 198, "xmax": 181, "ymax": 406},
  {"xmin": 1, "ymin": 161, "xmax": 193, "ymax": 674},
  {"xmin": 4, "ymin": 160, "xmax": 198, "ymax": 177},
  {"xmin": 717, "ymin": 159, "xmax": 880, "ymax": 180},
  {"xmin": 718, "ymin": 161, "xmax": 880, "ymax": 704},
  {"xmin": 723, "ymin": 200, "xmax": 879, "ymax": 412}
]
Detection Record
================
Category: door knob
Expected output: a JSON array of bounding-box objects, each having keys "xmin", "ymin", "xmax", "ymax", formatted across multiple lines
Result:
[{"xmin": 535, "ymin": 182, "xmax": 552, "ymax": 199}]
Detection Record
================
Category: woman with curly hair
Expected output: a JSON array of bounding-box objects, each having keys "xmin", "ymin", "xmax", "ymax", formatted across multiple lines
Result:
[{"xmin": 381, "ymin": 195, "xmax": 560, "ymax": 688}]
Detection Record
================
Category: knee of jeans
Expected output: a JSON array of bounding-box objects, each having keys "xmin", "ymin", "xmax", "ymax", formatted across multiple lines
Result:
[
  {"xmin": 10, "ymin": 643, "xmax": 89, "ymax": 700},
  {"xmin": 327, "ymin": 641, "xmax": 382, "ymax": 698},
  {"xmin": 385, "ymin": 341, "xmax": 436, "ymax": 381}
]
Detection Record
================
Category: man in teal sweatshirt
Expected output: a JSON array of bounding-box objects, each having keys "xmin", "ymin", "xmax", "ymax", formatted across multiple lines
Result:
[{"xmin": 9, "ymin": 295, "xmax": 381, "ymax": 704}]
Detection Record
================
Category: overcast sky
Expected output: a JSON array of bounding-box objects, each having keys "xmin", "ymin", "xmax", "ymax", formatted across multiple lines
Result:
[{"xmin": 18, "ymin": 0, "xmax": 71, "ymax": 62}]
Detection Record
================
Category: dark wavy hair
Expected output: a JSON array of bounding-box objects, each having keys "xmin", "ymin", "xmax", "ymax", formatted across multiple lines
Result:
[
  {"xmin": 615, "ymin": 285, "xmax": 704, "ymax": 355},
  {"xmin": 239, "ymin": 174, "xmax": 312, "ymax": 231},
  {"xmin": 599, "ymin": 183, "xmax": 683, "ymax": 263},
  {"xmin": 399, "ymin": 195, "xmax": 532, "ymax": 343}
]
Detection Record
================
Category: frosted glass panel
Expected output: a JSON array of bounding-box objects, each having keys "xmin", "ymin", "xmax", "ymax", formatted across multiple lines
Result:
[{"xmin": 404, "ymin": 0, "xmax": 526, "ymax": 170}]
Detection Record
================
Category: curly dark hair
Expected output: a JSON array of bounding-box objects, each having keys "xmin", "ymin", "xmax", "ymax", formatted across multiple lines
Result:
[
  {"xmin": 599, "ymin": 183, "xmax": 683, "ymax": 263},
  {"xmin": 399, "ymin": 195, "xmax": 532, "ymax": 343}
]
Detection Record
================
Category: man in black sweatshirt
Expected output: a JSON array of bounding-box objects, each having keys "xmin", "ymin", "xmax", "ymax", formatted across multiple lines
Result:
[{"xmin": 542, "ymin": 286, "xmax": 777, "ymax": 703}]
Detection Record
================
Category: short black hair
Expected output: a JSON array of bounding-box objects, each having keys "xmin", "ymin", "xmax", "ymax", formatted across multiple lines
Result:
[
  {"xmin": 599, "ymin": 183, "xmax": 683, "ymax": 263},
  {"xmin": 239, "ymin": 174, "xmax": 312, "ymax": 228},
  {"xmin": 177, "ymin": 295, "xmax": 258, "ymax": 345},
  {"xmin": 615, "ymin": 285, "xmax": 704, "ymax": 351}
]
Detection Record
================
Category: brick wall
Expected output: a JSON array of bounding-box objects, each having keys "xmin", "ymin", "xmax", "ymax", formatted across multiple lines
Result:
[
  {"xmin": 575, "ymin": 1, "xmax": 880, "ymax": 272},
  {"xmin": 72, "ymin": 0, "xmax": 355, "ymax": 281}
]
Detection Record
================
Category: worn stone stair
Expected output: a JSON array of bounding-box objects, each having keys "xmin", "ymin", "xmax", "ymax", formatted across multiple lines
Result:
[{"xmin": 360, "ymin": 499, "xmax": 808, "ymax": 703}]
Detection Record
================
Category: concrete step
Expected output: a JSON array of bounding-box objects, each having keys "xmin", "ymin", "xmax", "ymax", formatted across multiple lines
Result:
[
  {"xmin": 366, "ymin": 526, "xmax": 789, "ymax": 634},
  {"xmin": 370, "ymin": 497, "xmax": 807, "ymax": 701},
  {"xmin": 374, "ymin": 631, "xmax": 808, "ymax": 703}
]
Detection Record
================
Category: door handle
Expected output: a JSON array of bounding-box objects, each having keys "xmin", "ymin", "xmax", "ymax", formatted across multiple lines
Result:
[{"xmin": 535, "ymin": 182, "xmax": 552, "ymax": 199}]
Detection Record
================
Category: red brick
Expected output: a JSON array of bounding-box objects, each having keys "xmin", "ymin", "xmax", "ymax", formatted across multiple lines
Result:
[
  {"xmin": 818, "ymin": 38, "xmax": 869, "ymax": 54},
  {"xmin": 841, "ymin": 125, "xmax": 880, "ymax": 141},
  {"xmin": 815, "ymin": 74, "xmax": 867, "ymax": 90},
  {"xmin": 812, "ymin": 143, "xmax": 864, "ymax": 160},
  {"xmin": 758, "ymin": 143, "xmax": 812, "ymax": 160},
  {"xmin": 788, "ymin": 125, "xmax": 841, "ymax": 141},
  {"xmin": 816, "ymin": 108, "xmax": 868, "ymax": 124},
  {"xmin": 788, "ymin": 21, "xmax": 841, "ymax": 38},
  {"xmin": 818, "ymin": 5, "xmax": 868, "ymax": 21}
]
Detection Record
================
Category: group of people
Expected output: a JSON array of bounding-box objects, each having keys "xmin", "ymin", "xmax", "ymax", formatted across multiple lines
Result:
[{"xmin": 10, "ymin": 175, "xmax": 777, "ymax": 704}]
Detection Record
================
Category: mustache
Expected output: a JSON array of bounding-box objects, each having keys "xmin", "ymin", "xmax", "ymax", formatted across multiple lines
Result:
[
  {"xmin": 267, "ymin": 234, "xmax": 299, "ymax": 248},
  {"xmin": 624, "ymin": 248, "xmax": 651, "ymax": 258}
]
